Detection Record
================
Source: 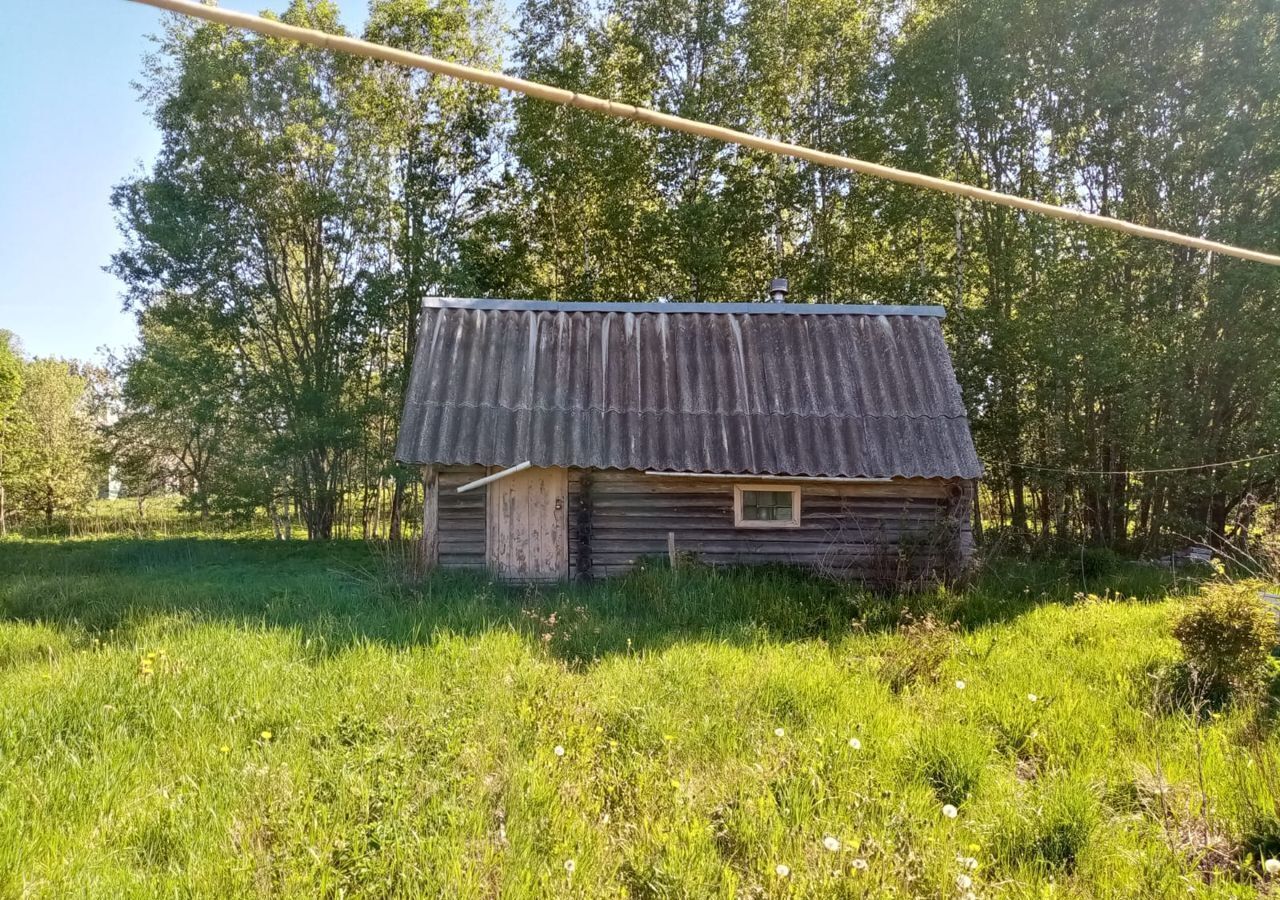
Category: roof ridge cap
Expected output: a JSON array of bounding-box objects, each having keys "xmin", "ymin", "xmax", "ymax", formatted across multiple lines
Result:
[{"xmin": 421, "ymin": 297, "xmax": 947, "ymax": 318}]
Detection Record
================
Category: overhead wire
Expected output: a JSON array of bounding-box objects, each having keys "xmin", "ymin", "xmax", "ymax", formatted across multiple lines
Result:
[{"xmin": 1010, "ymin": 448, "xmax": 1280, "ymax": 478}]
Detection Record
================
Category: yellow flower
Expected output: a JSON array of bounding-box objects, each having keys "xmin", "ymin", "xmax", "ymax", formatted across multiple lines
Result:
[
  {"xmin": 260, "ymin": 730, "xmax": 273, "ymax": 741},
  {"xmin": 219, "ymin": 745, "xmax": 230, "ymax": 754}
]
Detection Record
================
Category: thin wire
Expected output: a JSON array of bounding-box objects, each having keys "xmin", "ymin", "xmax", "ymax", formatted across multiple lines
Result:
[
  {"xmin": 124, "ymin": 0, "xmax": 1280, "ymax": 267},
  {"xmin": 1012, "ymin": 448, "xmax": 1280, "ymax": 477}
]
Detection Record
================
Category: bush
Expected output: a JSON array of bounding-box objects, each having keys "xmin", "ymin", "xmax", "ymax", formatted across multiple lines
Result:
[
  {"xmin": 1171, "ymin": 581, "xmax": 1279, "ymax": 700},
  {"xmin": 1078, "ymin": 547, "xmax": 1122, "ymax": 580}
]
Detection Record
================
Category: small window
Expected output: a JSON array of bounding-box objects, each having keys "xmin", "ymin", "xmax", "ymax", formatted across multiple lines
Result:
[{"xmin": 734, "ymin": 485, "xmax": 801, "ymax": 528}]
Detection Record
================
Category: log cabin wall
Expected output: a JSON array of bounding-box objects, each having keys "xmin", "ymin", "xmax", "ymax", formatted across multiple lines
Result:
[
  {"xmin": 437, "ymin": 466, "xmax": 487, "ymax": 569},
  {"xmin": 434, "ymin": 465, "xmax": 973, "ymax": 581},
  {"xmin": 571, "ymin": 470, "xmax": 973, "ymax": 580}
]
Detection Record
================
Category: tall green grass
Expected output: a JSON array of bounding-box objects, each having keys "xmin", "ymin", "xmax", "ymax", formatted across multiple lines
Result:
[{"xmin": 1, "ymin": 538, "xmax": 1276, "ymax": 897}]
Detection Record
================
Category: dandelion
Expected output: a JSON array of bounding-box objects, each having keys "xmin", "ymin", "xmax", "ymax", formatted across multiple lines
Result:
[
  {"xmin": 1265, "ymin": 858, "xmax": 1280, "ymax": 875},
  {"xmin": 823, "ymin": 836, "xmax": 841, "ymax": 852},
  {"xmin": 775, "ymin": 727, "xmax": 786, "ymax": 738},
  {"xmin": 956, "ymin": 873, "xmax": 973, "ymax": 890},
  {"xmin": 848, "ymin": 737, "xmax": 862, "ymax": 751},
  {"xmin": 955, "ymin": 854, "xmax": 978, "ymax": 870},
  {"xmin": 775, "ymin": 863, "xmax": 791, "ymax": 878},
  {"xmin": 554, "ymin": 745, "xmax": 566, "ymax": 757},
  {"xmin": 564, "ymin": 859, "xmax": 576, "ymax": 875},
  {"xmin": 851, "ymin": 858, "xmax": 868, "ymax": 871},
  {"xmin": 219, "ymin": 744, "xmax": 230, "ymax": 754},
  {"xmin": 260, "ymin": 730, "xmax": 273, "ymax": 741},
  {"xmin": 1027, "ymin": 693, "xmax": 1038, "ymax": 703},
  {"xmin": 942, "ymin": 803, "xmax": 959, "ymax": 819},
  {"xmin": 955, "ymin": 680, "xmax": 967, "ymax": 690}
]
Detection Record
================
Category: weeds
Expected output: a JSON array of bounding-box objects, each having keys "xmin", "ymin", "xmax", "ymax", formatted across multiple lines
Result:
[{"xmin": 0, "ymin": 537, "xmax": 1277, "ymax": 897}]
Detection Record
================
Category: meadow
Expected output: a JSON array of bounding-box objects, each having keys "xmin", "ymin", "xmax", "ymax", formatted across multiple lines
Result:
[{"xmin": 1, "ymin": 537, "xmax": 1278, "ymax": 898}]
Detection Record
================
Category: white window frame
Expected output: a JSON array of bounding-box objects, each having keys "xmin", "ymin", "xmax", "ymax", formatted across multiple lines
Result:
[{"xmin": 733, "ymin": 484, "xmax": 802, "ymax": 529}]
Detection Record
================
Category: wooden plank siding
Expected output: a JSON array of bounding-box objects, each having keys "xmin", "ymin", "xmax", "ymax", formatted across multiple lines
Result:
[
  {"xmin": 577, "ymin": 471, "xmax": 972, "ymax": 580},
  {"xmin": 431, "ymin": 466, "xmax": 973, "ymax": 582},
  {"xmin": 437, "ymin": 466, "xmax": 487, "ymax": 569}
]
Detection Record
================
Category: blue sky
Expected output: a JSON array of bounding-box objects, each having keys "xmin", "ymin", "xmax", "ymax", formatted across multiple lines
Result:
[{"xmin": 0, "ymin": 0, "xmax": 366, "ymax": 364}]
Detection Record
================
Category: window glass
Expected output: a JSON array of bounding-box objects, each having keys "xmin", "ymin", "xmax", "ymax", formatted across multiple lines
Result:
[{"xmin": 740, "ymin": 490, "xmax": 795, "ymax": 521}]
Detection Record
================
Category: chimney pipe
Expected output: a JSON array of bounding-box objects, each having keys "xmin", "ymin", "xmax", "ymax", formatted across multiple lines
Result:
[{"xmin": 768, "ymin": 277, "xmax": 789, "ymax": 303}]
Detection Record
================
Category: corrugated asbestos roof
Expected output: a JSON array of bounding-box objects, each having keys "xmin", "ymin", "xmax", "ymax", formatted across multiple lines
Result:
[{"xmin": 396, "ymin": 298, "xmax": 982, "ymax": 480}]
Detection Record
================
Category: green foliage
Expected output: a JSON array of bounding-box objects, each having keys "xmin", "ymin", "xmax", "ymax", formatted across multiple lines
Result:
[
  {"xmin": 1171, "ymin": 580, "xmax": 1280, "ymax": 700},
  {"xmin": 905, "ymin": 722, "xmax": 993, "ymax": 807},
  {"xmin": 106, "ymin": 0, "xmax": 1280, "ymax": 546},
  {"xmin": 877, "ymin": 614, "xmax": 955, "ymax": 693},
  {"xmin": 0, "ymin": 331, "xmax": 20, "ymax": 424},
  {"xmin": 1, "ymin": 358, "xmax": 99, "ymax": 529},
  {"xmin": 987, "ymin": 775, "xmax": 1102, "ymax": 875}
]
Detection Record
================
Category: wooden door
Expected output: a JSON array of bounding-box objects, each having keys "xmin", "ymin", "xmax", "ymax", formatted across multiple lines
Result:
[{"xmin": 486, "ymin": 466, "xmax": 569, "ymax": 581}]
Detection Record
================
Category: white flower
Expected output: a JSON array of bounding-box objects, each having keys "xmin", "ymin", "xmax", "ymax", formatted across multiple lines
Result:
[
  {"xmin": 823, "ymin": 835, "xmax": 842, "ymax": 852},
  {"xmin": 564, "ymin": 859, "xmax": 576, "ymax": 874},
  {"xmin": 956, "ymin": 873, "xmax": 973, "ymax": 890},
  {"xmin": 1265, "ymin": 857, "xmax": 1280, "ymax": 875},
  {"xmin": 848, "ymin": 737, "xmax": 862, "ymax": 750},
  {"xmin": 955, "ymin": 680, "xmax": 967, "ymax": 690},
  {"xmin": 554, "ymin": 745, "xmax": 565, "ymax": 757},
  {"xmin": 956, "ymin": 854, "xmax": 978, "ymax": 870},
  {"xmin": 851, "ymin": 858, "xmax": 868, "ymax": 871},
  {"xmin": 1027, "ymin": 693, "xmax": 1038, "ymax": 703},
  {"xmin": 942, "ymin": 803, "xmax": 959, "ymax": 819},
  {"xmin": 775, "ymin": 727, "xmax": 786, "ymax": 738},
  {"xmin": 775, "ymin": 863, "xmax": 791, "ymax": 878}
]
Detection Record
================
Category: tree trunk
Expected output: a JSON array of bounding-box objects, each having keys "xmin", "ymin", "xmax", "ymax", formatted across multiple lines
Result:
[{"xmin": 389, "ymin": 473, "xmax": 405, "ymax": 542}]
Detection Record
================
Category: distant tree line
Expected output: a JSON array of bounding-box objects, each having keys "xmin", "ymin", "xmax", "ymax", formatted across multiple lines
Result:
[{"xmin": 108, "ymin": 0, "xmax": 1280, "ymax": 549}]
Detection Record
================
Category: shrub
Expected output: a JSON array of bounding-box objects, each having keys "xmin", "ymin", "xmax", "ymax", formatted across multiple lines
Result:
[
  {"xmin": 1171, "ymin": 581, "xmax": 1279, "ymax": 700},
  {"xmin": 1077, "ymin": 547, "xmax": 1121, "ymax": 580}
]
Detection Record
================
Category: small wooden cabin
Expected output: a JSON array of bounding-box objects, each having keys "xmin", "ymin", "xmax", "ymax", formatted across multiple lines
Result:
[{"xmin": 396, "ymin": 297, "xmax": 982, "ymax": 583}]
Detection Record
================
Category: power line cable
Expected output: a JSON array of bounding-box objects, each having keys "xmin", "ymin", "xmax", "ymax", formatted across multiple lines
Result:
[{"xmin": 1010, "ymin": 448, "xmax": 1280, "ymax": 478}]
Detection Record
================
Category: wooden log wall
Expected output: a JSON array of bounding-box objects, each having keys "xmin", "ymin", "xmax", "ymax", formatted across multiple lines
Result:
[
  {"xmin": 433, "ymin": 466, "xmax": 974, "ymax": 581},
  {"xmin": 571, "ymin": 471, "xmax": 973, "ymax": 580},
  {"xmin": 437, "ymin": 466, "xmax": 488, "ymax": 569}
]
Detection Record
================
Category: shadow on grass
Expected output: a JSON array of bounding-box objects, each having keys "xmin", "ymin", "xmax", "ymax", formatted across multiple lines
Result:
[{"xmin": 0, "ymin": 538, "xmax": 1194, "ymax": 665}]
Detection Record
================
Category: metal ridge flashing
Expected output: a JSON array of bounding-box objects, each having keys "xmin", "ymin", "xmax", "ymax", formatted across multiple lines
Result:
[{"xmin": 421, "ymin": 297, "xmax": 947, "ymax": 317}]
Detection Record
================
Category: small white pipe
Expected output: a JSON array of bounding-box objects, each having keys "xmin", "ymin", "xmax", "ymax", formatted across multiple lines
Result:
[
  {"xmin": 643, "ymin": 470, "xmax": 894, "ymax": 484},
  {"xmin": 456, "ymin": 461, "xmax": 533, "ymax": 493}
]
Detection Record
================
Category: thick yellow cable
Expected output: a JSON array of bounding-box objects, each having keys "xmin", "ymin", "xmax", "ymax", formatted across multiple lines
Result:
[{"xmin": 126, "ymin": 0, "xmax": 1280, "ymax": 267}]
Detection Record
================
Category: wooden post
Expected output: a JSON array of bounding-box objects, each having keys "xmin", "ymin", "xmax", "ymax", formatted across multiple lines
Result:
[
  {"xmin": 420, "ymin": 465, "xmax": 439, "ymax": 575},
  {"xmin": 574, "ymin": 471, "xmax": 593, "ymax": 581},
  {"xmin": 668, "ymin": 531, "xmax": 678, "ymax": 570}
]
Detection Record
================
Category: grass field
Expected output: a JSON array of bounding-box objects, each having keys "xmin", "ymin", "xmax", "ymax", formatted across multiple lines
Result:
[{"xmin": 1, "ymin": 538, "xmax": 1279, "ymax": 898}]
